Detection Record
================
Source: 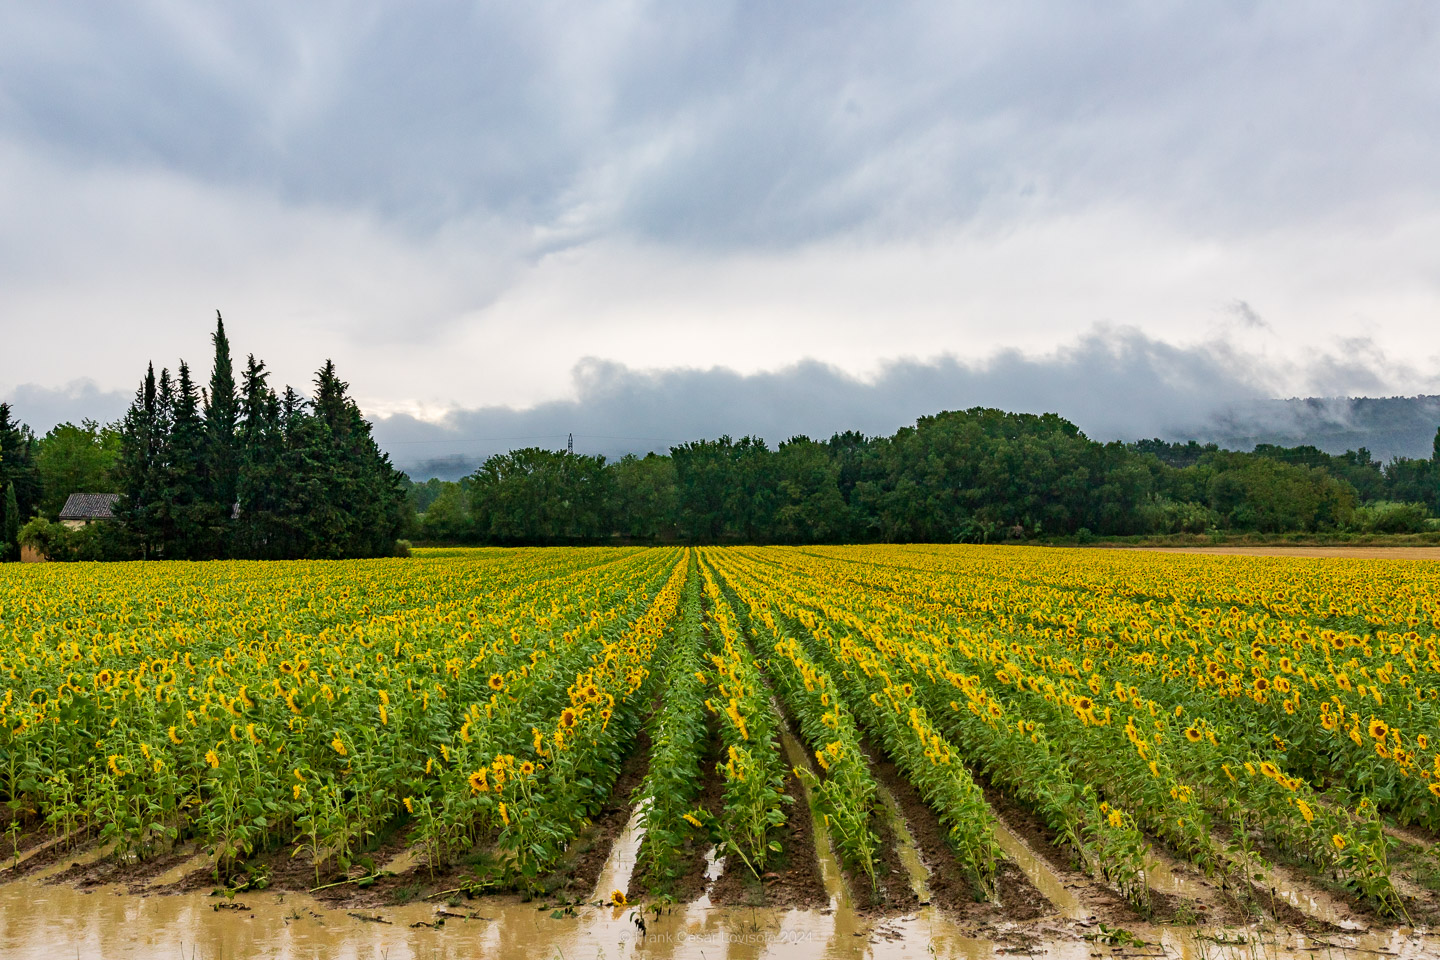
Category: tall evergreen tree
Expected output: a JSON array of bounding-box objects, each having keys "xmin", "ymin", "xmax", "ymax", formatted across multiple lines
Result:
[
  {"xmin": 2, "ymin": 483, "xmax": 18, "ymax": 561},
  {"xmin": 204, "ymin": 312, "xmax": 239, "ymax": 548},
  {"xmin": 308, "ymin": 361, "xmax": 404, "ymax": 557},
  {"xmin": 0, "ymin": 402, "xmax": 40, "ymax": 525},
  {"xmin": 165, "ymin": 362, "xmax": 213, "ymax": 559},
  {"xmin": 114, "ymin": 364, "xmax": 162, "ymax": 557},
  {"xmin": 235, "ymin": 355, "xmax": 286, "ymax": 558}
]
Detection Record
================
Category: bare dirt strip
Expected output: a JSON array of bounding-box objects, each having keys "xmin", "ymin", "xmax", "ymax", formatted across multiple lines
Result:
[{"xmin": 1108, "ymin": 545, "xmax": 1440, "ymax": 559}]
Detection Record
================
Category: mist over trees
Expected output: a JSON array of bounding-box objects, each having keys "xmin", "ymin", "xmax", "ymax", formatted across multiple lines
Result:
[{"xmin": 3, "ymin": 319, "xmax": 1440, "ymax": 560}]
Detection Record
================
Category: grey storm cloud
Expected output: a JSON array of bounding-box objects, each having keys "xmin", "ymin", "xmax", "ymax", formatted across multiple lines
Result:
[
  {"xmin": 370, "ymin": 330, "xmax": 1440, "ymax": 479},
  {"xmin": 4, "ymin": 3, "xmax": 1437, "ymax": 248},
  {"xmin": 4, "ymin": 4, "xmax": 1440, "ymax": 441},
  {"xmin": 6, "ymin": 329, "xmax": 1435, "ymax": 478}
]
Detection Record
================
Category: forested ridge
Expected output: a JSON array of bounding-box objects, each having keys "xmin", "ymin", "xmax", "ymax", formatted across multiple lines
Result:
[{"xmin": 2, "ymin": 321, "xmax": 1439, "ymax": 558}]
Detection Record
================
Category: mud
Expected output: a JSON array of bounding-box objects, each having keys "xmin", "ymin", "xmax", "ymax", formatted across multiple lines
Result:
[
  {"xmin": 8, "ymin": 869, "xmax": 1438, "ymax": 960},
  {"xmin": 630, "ymin": 715, "xmax": 728, "ymax": 902},
  {"xmin": 552, "ymin": 728, "xmax": 653, "ymax": 901},
  {"xmin": 708, "ymin": 765, "xmax": 827, "ymax": 910},
  {"xmin": 861, "ymin": 782, "xmax": 926, "ymax": 913}
]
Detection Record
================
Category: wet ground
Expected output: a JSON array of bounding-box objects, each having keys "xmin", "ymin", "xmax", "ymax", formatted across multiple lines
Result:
[
  {"xmin": 3, "ymin": 860, "xmax": 1438, "ymax": 960},
  {"xmin": 5, "ymin": 792, "xmax": 1439, "ymax": 960}
]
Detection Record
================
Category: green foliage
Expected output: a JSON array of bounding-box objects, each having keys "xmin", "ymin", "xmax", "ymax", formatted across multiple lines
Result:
[
  {"xmin": 111, "ymin": 343, "xmax": 404, "ymax": 561},
  {"xmin": 0, "ymin": 403, "xmax": 41, "ymax": 535},
  {"xmin": 2, "ymin": 483, "xmax": 17, "ymax": 561},
  {"xmin": 1205, "ymin": 454, "xmax": 1356, "ymax": 532},
  {"xmin": 16, "ymin": 516, "xmax": 134, "ymax": 561},
  {"xmin": 34, "ymin": 420, "xmax": 120, "ymax": 518},
  {"xmin": 470, "ymin": 448, "xmax": 611, "ymax": 543},
  {"xmin": 1349, "ymin": 500, "xmax": 1431, "ymax": 534}
]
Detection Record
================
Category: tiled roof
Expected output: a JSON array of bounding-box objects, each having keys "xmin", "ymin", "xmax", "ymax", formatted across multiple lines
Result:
[{"xmin": 58, "ymin": 493, "xmax": 120, "ymax": 520}]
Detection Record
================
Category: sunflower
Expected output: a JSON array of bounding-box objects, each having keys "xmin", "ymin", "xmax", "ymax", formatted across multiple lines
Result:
[
  {"xmin": 1332, "ymin": 833, "xmax": 1347, "ymax": 851},
  {"xmin": 560, "ymin": 708, "xmax": 578, "ymax": 729},
  {"xmin": 520, "ymin": 760, "xmax": 535, "ymax": 776},
  {"xmin": 1368, "ymin": 719, "xmax": 1388, "ymax": 740},
  {"xmin": 1184, "ymin": 726, "xmax": 1202, "ymax": 743},
  {"xmin": 610, "ymin": 889, "xmax": 627, "ymax": 906},
  {"xmin": 467, "ymin": 768, "xmax": 489, "ymax": 793},
  {"xmin": 488, "ymin": 673, "xmax": 505, "ymax": 691},
  {"xmin": 1418, "ymin": 734, "xmax": 1430, "ymax": 751}
]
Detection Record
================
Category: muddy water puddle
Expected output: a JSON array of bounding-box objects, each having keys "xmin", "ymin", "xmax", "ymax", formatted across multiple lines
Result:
[
  {"xmin": 874, "ymin": 781, "xmax": 933, "ymax": 904},
  {"xmin": 778, "ymin": 728, "xmax": 850, "ymax": 912},
  {"xmin": 2, "ymin": 875, "xmax": 1437, "ymax": 960}
]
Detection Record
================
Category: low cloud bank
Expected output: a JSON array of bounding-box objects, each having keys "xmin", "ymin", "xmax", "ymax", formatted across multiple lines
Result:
[
  {"xmin": 8, "ymin": 330, "xmax": 1436, "ymax": 481},
  {"xmin": 369, "ymin": 330, "xmax": 1440, "ymax": 479}
]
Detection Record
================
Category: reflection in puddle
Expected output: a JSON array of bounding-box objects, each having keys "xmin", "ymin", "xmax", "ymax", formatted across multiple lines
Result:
[
  {"xmin": 594, "ymin": 797, "xmax": 651, "ymax": 903},
  {"xmin": 778, "ymin": 729, "xmax": 850, "ymax": 913},
  {"xmin": 0, "ymin": 875, "xmax": 1434, "ymax": 960},
  {"xmin": 988, "ymin": 817, "xmax": 1085, "ymax": 920},
  {"xmin": 873, "ymin": 782, "xmax": 932, "ymax": 904}
]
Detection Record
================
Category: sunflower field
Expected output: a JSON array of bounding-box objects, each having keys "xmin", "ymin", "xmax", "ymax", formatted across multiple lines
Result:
[{"xmin": 2, "ymin": 545, "xmax": 1439, "ymax": 917}]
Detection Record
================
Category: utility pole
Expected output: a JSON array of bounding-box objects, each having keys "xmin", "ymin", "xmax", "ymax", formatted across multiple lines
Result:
[{"xmin": 567, "ymin": 433, "xmax": 573, "ymax": 456}]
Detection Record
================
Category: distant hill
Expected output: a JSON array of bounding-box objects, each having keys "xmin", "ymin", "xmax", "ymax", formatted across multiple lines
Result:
[{"xmin": 1195, "ymin": 395, "xmax": 1440, "ymax": 463}]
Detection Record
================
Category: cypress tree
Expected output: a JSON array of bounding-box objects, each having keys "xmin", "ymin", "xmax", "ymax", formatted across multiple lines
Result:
[
  {"xmin": 0, "ymin": 402, "xmax": 40, "ymax": 525},
  {"xmin": 204, "ymin": 312, "xmax": 239, "ymax": 550},
  {"xmin": 166, "ymin": 362, "xmax": 210, "ymax": 559},
  {"xmin": 235, "ymin": 355, "xmax": 284, "ymax": 559},
  {"xmin": 311, "ymin": 361, "xmax": 404, "ymax": 557},
  {"xmin": 2, "ymin": 483, "xmax": 17, "ymax": 562},
  {"xmin": 114, "ymin": 364, "xmax": 162, "ymax": 558}
]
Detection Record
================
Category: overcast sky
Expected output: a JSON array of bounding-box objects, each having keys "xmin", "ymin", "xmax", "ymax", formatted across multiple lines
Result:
[{"xmin": 3, "ymin": 3, "xmax": 1439, "ymax": 457}]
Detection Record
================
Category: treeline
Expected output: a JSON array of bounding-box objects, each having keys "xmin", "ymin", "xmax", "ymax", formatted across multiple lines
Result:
[
  {"xmin": 403, "ymin": 408, "xmax": 1440, "ymax": 545},
  {"xmin": 0, "ymin": 316, "xmax": 405, "ymax": 561},
  {"xmin": 6, "ymin": 348, "xmax": 1440, "ymax": 559}
]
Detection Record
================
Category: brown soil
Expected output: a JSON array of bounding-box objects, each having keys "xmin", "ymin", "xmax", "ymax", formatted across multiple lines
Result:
[
  {"xmin": 0, "ymin": 828, "xmax": 96, "ymax": 882},
  {"xmin": 551, "ymin": 729, "xmax": 652, "ymax": 901},
  {"xmin": 1116, "ymin": 546, "xmax": 1440, "ymax": 560},
  {"xmin": 1246, "ymin": 878, "xmax": 1348, "ymax": 934},
  {"xmin": 980, "ymin": 768, "xmax": 1260, "ymax": 928},
  {"xmin": 708, "ymin": 766, "xmax": 827, "ymax": 910},
  {"xmin": 628, "ymin": 716, "xmax": 726, "ymax": 902},
  {"xmin": 1, "ymin": 823, "xmax": 48, "ymax": 860},
  {"xmin": 861, "ymin": 742, "xmax": 1043, "ymax": 925},
  {"xmin": 849, "ymin": 792, "xmax": 922, "ymax": 915}
]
